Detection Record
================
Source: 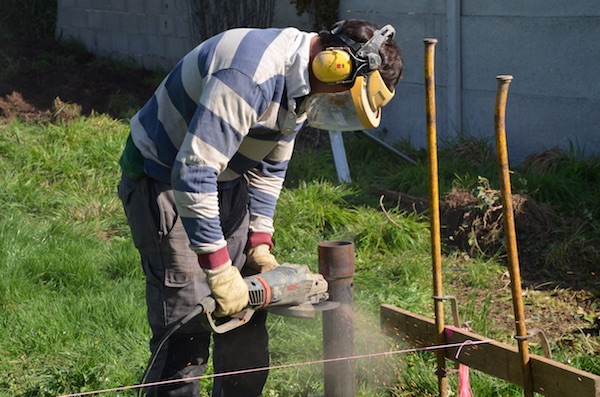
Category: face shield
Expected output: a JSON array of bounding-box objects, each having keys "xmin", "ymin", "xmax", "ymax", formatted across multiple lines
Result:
[{"xmin": 304, "ymin": 70, "xmax": 394, "ymax": 131}]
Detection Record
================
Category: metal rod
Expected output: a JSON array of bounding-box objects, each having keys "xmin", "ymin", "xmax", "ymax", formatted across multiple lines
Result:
[
  {"xmin": 329, "ymin": 130, "xmax": 352, "ymax": 183},
  {"xmin": 319, "ymin": 241, "xmax": 356, "ymax": 397},
  {"xmin": 493, "ymin": 75, "xmax": 534, "ymax": 397},
  {"xmin": 424, "ymin": 37, "xmax": 448, "ymax": 397},
  {"xmin": 357, "ymin": 130, "xmax": 417, "ymax": 165}
]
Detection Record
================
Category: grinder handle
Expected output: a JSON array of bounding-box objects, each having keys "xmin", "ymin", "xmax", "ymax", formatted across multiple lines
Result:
[{"xmin": 197, "ymin": 296, "xmax": 256, "ymax": 334}]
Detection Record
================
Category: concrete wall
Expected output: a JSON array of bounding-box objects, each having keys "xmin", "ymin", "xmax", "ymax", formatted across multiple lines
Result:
[
  {"xmin": 56, "ymin": 0, "xmax": 198, "ymax": 70},
  {"xmin": 55, "ymin": 0, "xmax": 311, "ymax": 71},
  {"xmin": 56, "ymin": 1, "xmax": 600, "ymax": 163},
  {"xmin": 340, "ymin": 0, "xmax": 600, "ymax": 163}
]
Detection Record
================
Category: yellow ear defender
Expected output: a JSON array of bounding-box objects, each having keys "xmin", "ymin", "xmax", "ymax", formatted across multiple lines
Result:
[
  {"xmin": 312, "ymin": 21, "xmax": 396, "ymax": 84},
  {"xmin": 350, "ymin": 70, "xmax": 395, "ymax": 129},
  {"xmin": 312, "ymin": 48, "xmax": 354, "ymax": 83},
  {"xmin": 307, "ymin": 21, "xmax": 397, "ymax": 130}
]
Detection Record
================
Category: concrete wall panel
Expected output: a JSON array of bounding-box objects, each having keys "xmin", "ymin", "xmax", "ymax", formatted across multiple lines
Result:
[
  {"xmin": 464, "ymin": 88, "xmax": 600, "ymax": 163},
  {"xmin": 463, "ymin": 0, "xmax": 600, "ymax": 17},
  {"xmin": 56, "ymin": 0, "xmax": 600, "ymax": 161},
  {"xmin": 462, "ymin": 16, "xmax": 600, "ymax": 98},
  {"xmin": 340, "ymin": 0, "xmax": 446, "ymax": 16},
  {"xmin": 339, "ymin": 0, "xmax": 600, "ymax": 162}
]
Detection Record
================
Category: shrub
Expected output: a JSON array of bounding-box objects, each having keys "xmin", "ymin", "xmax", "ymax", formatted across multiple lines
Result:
[{"xmin": 1, "ymin": 0, "xmax": 57, "ymax": 39}]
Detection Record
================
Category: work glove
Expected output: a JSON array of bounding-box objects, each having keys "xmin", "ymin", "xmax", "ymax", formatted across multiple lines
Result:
[
  {"xmin": 246, "ymin": 243, "xmax": 280, "ymax": 273},
  {"xmin": 203, "ymin": 260, "xmax": 249, "ymax": 317}
]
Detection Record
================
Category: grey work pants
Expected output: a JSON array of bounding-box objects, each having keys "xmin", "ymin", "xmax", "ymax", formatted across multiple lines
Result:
[{"xmin": 118, "ymin": 174, "xmax": 269, "ymax": 397}]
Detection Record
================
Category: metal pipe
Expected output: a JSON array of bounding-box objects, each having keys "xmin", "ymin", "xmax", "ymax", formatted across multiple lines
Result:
[
  {"xmin": 319, "ymin": 241, "xmax": 356, "ymax": 397},
  {"xmin": 424, "ymin": 37, "xmax": 448, "ymax": 397},
  {"xmin": 357, "ymin": 130, "xmax": 417, "ymax": 165},
  {"xmin": 493, "ymin": 75, "xmax": 534, "ymax": 397}
]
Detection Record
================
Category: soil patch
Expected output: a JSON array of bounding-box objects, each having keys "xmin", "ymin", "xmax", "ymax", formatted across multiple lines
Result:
[{"xmin": 0, "ymin": 38, "xmax": 156, "ymax": 121}]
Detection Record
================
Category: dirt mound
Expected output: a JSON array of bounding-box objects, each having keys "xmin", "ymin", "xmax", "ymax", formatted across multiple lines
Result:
[
  {"xmin": 377, "ymin": 186, "xmax": 558, "ymax": 259},
  {"xmin": 441, "ymin": 187, "xmax": 557, "ymax": 257},
  {"xmin": 0, "ymin": 91, "xmax": 46, "ymax": 121},
  {"xmin": 0, "ymin": 38, "xmax": 156, "ymax": 122}
]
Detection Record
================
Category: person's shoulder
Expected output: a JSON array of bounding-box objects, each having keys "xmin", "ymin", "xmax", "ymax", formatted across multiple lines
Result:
[
  {"xmin": 224, "ymin": 26, "xmax": 306, "ymax": 42},
  {"xmin": 215, "ymin": 27, "xmax": 305, "ymax": 58}
]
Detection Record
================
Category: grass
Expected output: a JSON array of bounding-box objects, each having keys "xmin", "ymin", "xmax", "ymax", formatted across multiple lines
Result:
[
  {"xmin": 0, "ymin": 112, "xmax": 598, "ymax": 397},
  {"xmin": 0, "ymin": 115, "xmax": 145, "ymax": 397}
]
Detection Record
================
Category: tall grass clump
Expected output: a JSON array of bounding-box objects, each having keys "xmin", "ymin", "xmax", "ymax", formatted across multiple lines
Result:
[{"xmin": 519, "ymin": 144, "xmax": 600, "ymax": 219}]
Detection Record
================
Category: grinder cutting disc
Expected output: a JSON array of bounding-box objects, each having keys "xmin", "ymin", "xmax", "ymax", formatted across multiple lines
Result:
[{"xmin": 267, "ymin": 300, "xmax": 341, "ymax": 318}]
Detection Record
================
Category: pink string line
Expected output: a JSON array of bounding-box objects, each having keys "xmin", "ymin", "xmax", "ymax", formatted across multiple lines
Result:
[
  {"xmin": 56, "ymin": 339, "xmax": 490, "ymax": 397},
  {"xmin": 455, "ymin": 338, "xmax": 476, "ymax": 360}
]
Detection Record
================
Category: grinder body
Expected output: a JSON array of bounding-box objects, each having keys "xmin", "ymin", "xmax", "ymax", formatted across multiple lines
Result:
[
  {"xmin": 246, "ymin": 263, "xmax": 329, "ymax": 309},
  {"xmin": 199, "ymin": 263, "xmax": 336, "ymax": 333}
]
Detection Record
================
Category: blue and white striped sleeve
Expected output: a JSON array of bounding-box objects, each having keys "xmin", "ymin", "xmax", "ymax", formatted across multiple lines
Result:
[
  {"xmin": 246, "ymin": 134, "xmax": 296, "ymax": 235},
  {"xmin": 172, "ymin": 70, "xmax": 270, "ymax": 258}
]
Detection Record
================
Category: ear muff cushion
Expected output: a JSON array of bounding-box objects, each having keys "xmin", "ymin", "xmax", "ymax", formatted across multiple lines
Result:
[
  {"xmin": 312, "ymin": 49, "xmax": 353, "ymax": 83},
  {"xmin": 349, "ymin": 71, "xmax": 394, "ymax": 129},
  {"xmin": 350, "ymin": 75, "xmax": 381, "ymax": 129}
]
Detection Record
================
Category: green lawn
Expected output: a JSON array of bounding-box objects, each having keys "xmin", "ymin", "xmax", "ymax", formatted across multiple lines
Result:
[{"xmin": 0, "ymin": 114, "xmax": 598, "ymax": 397}]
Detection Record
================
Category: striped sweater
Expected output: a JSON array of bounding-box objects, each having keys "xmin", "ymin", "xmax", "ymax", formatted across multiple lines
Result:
[{"xmin": 126, "ymin": 27, "xmax": 314, "ymax": 265}]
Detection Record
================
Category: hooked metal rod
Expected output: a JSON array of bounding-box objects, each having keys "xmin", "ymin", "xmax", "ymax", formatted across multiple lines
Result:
[{"xmin": 494, "ymin": 74, "xmax": 534, "ymax": 397}]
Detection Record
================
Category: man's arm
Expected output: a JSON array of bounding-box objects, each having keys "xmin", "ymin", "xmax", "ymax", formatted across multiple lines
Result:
[
  {"xmin": 171, "ymin": 71, "xmax": 270, "ymax": 316},
  {"xmin": 172, "ymin": 70, "xmax": 269, "ymax": 260},
  {"xmin": 244, "ymin": 135, "xmax": 296, "ymax": 272}
]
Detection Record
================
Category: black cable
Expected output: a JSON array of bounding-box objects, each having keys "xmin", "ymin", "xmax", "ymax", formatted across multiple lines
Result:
[{"xmin": 137, "ymin": 304, "xmax": 206, "ymax": 397}]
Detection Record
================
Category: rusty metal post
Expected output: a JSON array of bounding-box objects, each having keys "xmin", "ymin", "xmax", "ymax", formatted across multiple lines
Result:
[
  {"xmin": 424, "ymin": 37, "xmax": 448, "ymax": 397},
  {"xmin": 494, "ymin": 75, "xmax": 534, "ymax": 397},
  {"xmin": 319, "ymin": 241, "xmax": 356, "ymax": 397}
]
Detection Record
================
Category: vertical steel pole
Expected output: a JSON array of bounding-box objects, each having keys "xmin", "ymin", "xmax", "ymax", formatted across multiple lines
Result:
[
  {"xmin": 494, "ymin": 75, "xmax": 534, "ymax": 397},
  {"xmin": 424, "ymin": 37, "xmax": 448, "ymax": 397},
  {"xmin": 319, "ymin": 241, "xmax": 356, "ymax": 397}
]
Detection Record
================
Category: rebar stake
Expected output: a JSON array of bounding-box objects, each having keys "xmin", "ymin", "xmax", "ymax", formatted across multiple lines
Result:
[
  {"xmin": 494, "ymin": 75, "xmax": 534, "ymax": 397},
  {"xmin": 424, "ymin": 37, "xmax": 448, "ymax": 397}
]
